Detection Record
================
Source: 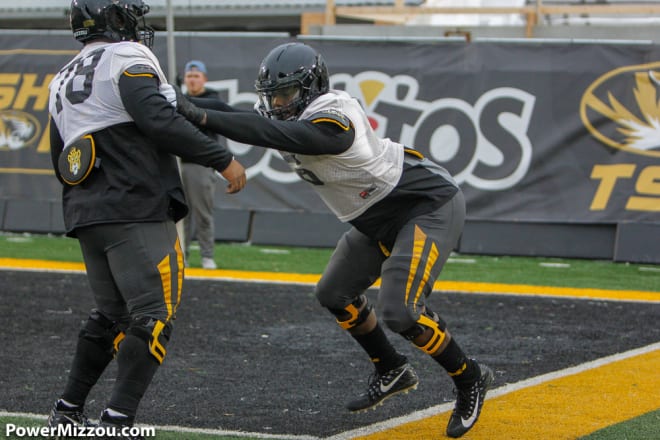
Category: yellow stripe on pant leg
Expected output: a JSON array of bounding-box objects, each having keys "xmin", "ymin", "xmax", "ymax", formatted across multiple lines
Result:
[
  {"xmin": 157, "ymin": 254, "xmax": 173, "ymax": 319},
  {"xmin": 412, "ymin": 241, "xmax": 438, "ymax": 312},
  {"xmin": 174, "ymin": 237, "xmax": 184, "ymax": 313},
  {"xmin": 404, "ymin": 225, "xmax": 427, "ymax": 305}
]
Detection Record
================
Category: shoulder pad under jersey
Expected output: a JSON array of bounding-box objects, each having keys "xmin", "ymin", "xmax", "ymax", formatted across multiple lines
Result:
[
  {"xmin": 123, "ymin": 64, "xmax": 158, "ymax": 78},
  {"xmin": 307, "ymin": 110, "xmax": 352, "ymax": 131}
]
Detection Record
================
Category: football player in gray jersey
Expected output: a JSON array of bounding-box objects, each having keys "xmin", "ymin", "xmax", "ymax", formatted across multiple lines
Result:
[
  {"xmin": 177, "ymin": 42, "xmax": 492, "ymax": 438},
  {"xmin": 46, "ymin": 1, "xmax": 245, "ymax": 437}
]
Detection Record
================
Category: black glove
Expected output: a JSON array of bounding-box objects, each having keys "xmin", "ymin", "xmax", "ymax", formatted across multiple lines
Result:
[{"xmin": 173, "ymin": 85, "xmax": 206, "ymax": 125}]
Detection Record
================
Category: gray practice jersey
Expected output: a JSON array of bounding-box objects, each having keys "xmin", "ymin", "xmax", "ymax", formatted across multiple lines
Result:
[
  {"xmin": 282, "ymin": 90, "xmax": 404, "ymax": 222},
  {"xmin": 48, "ymin": 40, "xmax": 233, "ymax": 234},
  {"xmin": 200, "ymin": 88, "xmax": 459, "ymax": 245},
  {"xmin": 49, "ymin": 41, "xmax": 169, "ymax": 148}
]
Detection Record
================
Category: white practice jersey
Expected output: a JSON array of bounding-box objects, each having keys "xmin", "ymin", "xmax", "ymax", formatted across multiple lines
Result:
[
  {"xmin": 284, "ymin": 90, "xmax": 404, "ymax": 222},
  {"xmin": 48, "ymin": 41, "xmax": 168, "ymax": 149}
]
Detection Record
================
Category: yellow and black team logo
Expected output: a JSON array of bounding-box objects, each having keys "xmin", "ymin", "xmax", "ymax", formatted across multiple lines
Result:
[
  {"xmin": 0, "ymin": 110, "xmax": 41, "ymax": 151},
  {"xmin": 580, "ymin": 62, "xmax": 660, "ymax": 158},
  {"xmin": 58, "ymin": 134, "xmax": 97, "ymax": 185},
  {"xmin": 582, "ymin": 62, "xmax": 660, "ymax": 212},
  {"xmin": 67, "ymin": 147, "xmax": 82, "ymax": 175}
]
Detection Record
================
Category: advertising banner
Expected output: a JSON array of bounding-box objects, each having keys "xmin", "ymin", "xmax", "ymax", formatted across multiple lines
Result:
[{"xmin": 1, "ymin": 32, "xmax": 658, "ymax": 224}]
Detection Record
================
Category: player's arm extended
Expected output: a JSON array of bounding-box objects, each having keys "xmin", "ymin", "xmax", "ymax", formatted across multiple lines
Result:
[
  {"xmin": 118, "ymin": 65, "xmax": 234, "ymax": 172},
  {"xmin": 211, "ymin": 111, "xmax": 354, "ymax": 155},
  {"xmin": 179, "ymin": 94, "xmax": 354, "ymax": 155},
  {"xmin": 188, "ymin": 96, "xmax": 243, "ymax": 113}
]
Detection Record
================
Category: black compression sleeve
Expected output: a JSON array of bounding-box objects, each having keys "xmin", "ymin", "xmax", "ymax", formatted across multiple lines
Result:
[
  {"xmin": 49, "ymin": 119, "xmax": 65, "ymax": 185},
  {"xmin": 188, "ymin": 96, "xmax": 244, "ymax": 113},
  {"xmin": 203, "ymin": 109, "xmax": 354, "ymax": 155},
  {"xmin": 118, "ymin": 73, "xmax": 234, "ymax": 171}
]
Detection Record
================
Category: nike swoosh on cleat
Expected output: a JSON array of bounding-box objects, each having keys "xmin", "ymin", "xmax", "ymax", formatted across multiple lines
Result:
[
  {"xmin": 460, "ymin": 390, "xmax": 480, "ymax": 428},
  {"xmin": 379, "ymin": 367, "xmax": 408, "ymax": 393}
]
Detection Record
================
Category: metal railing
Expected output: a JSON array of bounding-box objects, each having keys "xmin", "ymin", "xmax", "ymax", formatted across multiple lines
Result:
[{"xmin": 315, "ymin": 0, "xmax": 660, "ymax": 37}]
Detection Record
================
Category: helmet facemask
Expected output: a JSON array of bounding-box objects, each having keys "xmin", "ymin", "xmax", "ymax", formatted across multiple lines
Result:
[
  {"xmin": 257, "ymin": 75, "xmax": 317, "ymax": 121},
  {"xmin": 131, "ymin": 3, "xmax": 154, "ymax": 49},
  {"xmin": 105, "ymin": 2, "xmax": 154, "ymax": 48}
]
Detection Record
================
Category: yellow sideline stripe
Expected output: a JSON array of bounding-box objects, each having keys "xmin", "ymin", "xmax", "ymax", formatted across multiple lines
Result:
[
  {"xmin": 185, "ymin": 267, "xmax": 322, "ymax": 284},
  {"xmin": 352, "ymin": 349, "xmax": 660, "ymax": 440},
  {"xmin": 0, "ymin": 258, "xmax": 657, "ymax": 302},
  {"xmin": 433, "ymin": 280, "xmax": 660, "ymax": 302},
  {"xmin": 0, "ymin": 258, "xmax": 86, "ymax": 272},
  {"xmin": 0, "ymin": 258, "xmax": 323, "ymax": 285}
]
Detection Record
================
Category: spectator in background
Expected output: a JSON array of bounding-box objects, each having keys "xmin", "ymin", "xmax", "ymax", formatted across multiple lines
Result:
[{"xmin": 180, "ymin": 60, "xmax": 224, "ymax": 269}]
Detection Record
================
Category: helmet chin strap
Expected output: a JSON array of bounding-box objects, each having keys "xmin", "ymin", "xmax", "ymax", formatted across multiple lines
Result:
[{"xmin": 270, "ymin": 104, "xmax": 299, "ymax": 121}]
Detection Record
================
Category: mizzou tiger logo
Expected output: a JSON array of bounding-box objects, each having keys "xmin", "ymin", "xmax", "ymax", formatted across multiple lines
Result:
[
  {"xmin": 67, "ymin": 146, "xmax": 82, "ymax": 175},
  {"xmin": 580, "ymin": 62, "xmax": 660, "ymax": 158},
  {"xmin": 0, "ymin": 110, "xmax": 41, "ymax": 151}
]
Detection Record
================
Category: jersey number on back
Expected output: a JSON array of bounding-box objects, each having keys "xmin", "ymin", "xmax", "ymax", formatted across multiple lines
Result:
[{"xmin": 54, "ymin": 48, "xmax": 105, "ymax": 114}]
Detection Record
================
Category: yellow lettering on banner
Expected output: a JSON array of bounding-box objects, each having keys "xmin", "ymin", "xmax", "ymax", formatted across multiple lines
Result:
[
  {"xmin": 590, "ymin": 164, "xmax": 660, "ymax": 211},
  {"xmin": 0, "ymin": 73, "xmax": 20, "ymax": 109},
  {"xmin": 627, "ymin": 165, "xmax": 660, "ymax": 211},
  {"xmin": 590, "ymin": 164, "xmax": 636, "ymax": 210},
  {"xmin": 13, "ymin": 73, "xmax": 53, "ymax": 110},
  {"xmin": 36, "ymin": 118, "xmax": 51, "ymax": 153}
]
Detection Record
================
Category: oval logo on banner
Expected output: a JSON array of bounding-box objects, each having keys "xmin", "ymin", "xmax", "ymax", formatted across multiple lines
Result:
[
  {"xmin": 0, "ymin": 110, "xmax": 41, "ymax": 151},
  {"xmin": 580, "ymin": 62, "xmax": 660, "ymax": 158}
]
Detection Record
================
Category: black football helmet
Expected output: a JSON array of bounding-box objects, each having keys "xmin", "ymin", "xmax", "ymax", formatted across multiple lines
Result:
[
  {"xmin": 255, "ymin": 43, "xmax": 329, "ymax": 120},
  {"xmin": 69, "ymin": 0, "xmax": 154, "ymax": 48}
]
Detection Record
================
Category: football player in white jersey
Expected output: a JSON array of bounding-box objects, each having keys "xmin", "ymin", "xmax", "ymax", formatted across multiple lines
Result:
[
  {"xmin": 46, "ymin": 1, "xmax": 245, "ymax": 437},
  {"xmin": 176, "ymin": 42, "xmax": 493, "ymax": 438}
]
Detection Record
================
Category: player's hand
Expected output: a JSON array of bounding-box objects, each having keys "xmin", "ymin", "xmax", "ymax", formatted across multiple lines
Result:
[
  {"xmin": 219, "ymin": 159, "xmax": 246, "ymax": 194},
  {"xmin": 173, "ymin": 85, "xmax": 206, "ymax": 125}
]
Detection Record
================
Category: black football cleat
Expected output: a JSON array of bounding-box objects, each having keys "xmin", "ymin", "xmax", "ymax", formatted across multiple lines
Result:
[
  {"xmin": 347, "ymin": 363, "xmax": 419, "ymax": 412},
  {"xmin": 47, "ymin": 399, "xmax": 94, "ymax": 438},
  {"xmin": 446, "ymin": 363, "xmax": 494, "ymax": 438},
  {"xmin": 96, "ymin": 409, "xmax": 144, "ymax": 440}
]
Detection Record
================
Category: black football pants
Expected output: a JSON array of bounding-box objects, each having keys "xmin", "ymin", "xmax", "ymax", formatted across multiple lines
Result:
[
  {"xmin": 316, "ymin": 190, "xmax": 465, "ymax": 334},
  {"xmin": 75, "ymin": 220, "xmax": 184, "ymax": 326}
]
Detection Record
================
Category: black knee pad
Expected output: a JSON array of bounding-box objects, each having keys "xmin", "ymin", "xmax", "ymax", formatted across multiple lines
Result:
[
  {"xmin": 327, "ymin": 295, "xmax": 372, "ymax": 331},
  {"xmin": 126, "ymin": 317, "xmax": 173, "ymax": 364},
  {"xmin": 78, "ymin": 309, "xmax": 126, "ymax": 356}
]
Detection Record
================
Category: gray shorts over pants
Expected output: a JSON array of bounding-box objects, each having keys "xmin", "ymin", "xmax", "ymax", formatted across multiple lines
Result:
[{"xmin": 315, "ymin": 190, "xmax": 465, "ymax": 334}]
